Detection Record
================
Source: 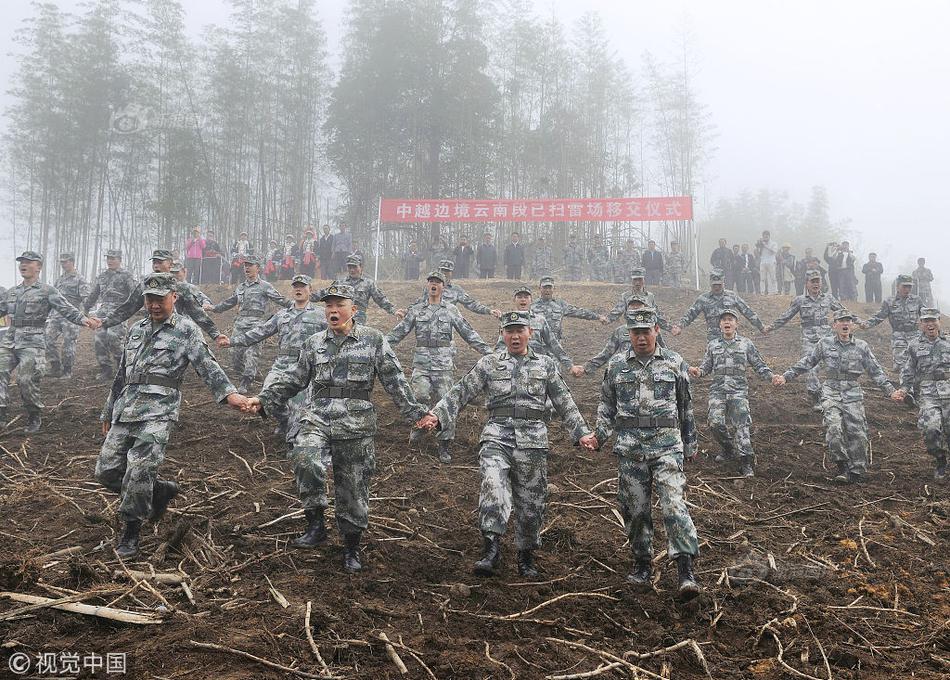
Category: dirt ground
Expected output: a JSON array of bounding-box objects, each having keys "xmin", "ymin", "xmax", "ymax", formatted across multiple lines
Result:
[{"xmin": 0, "ymin": 278, "xmax": 947, "ymax": 679}]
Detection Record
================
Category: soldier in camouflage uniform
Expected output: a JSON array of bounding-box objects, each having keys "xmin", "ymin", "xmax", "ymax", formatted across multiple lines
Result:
[
  {"xmin": 387, "ymin": 271, "xmax": 492, "ymax": 463},
  {"xmin": 247, "ymin": 283, "xmax": 427, "ymax": 572},
  {"xmin": 689, "ymin": 310, "xmax": 775, "ymax": 477},
  {"xmin": 172, "ymin": 260, "xmax": 213, "ymax": 309},
  {"xmin": 580, "ymin": 309, "xmax": 701, "ymax": 601},
  {"xmin": 210, "ymin": 254, "xmax": 290, "ymax": 392},
  {"xmin": 612, "ymin": 240, "xmax": 641, "ymax": 284},
  {"xmin": 531, "ymin": 276, "xmax": 606, "ymax": 340},
  {"xmin": 416, "ymin": 260, "xmax": 502, "ymax": 318},
  {"xmin": 900, "ymin": 308, "xmax": 949, "ymax": 481},
  {"xmin": 495, "ymin": 288, "xmax": 581, "ymax": 376},
  {"xmin": 529, "ymin": 236, "xmax": 554, "ymax": 278},
  {"xmin": 776, "ymin": 309, "xmax": 904, "ymax": 484},
  {"xmin": 863, "ymin": 273, "xmax": 923, "ymax": 376},
  {"xmin": 223, "ymin": 275, "xmax": 327, "ymax": 445},
  {"xmin": 764, "ymin": 269, "xmax": 847, "ymax": 409},
  {"xmin": 606, "ymin": 267, "xmax": 673, "ymax": 329},
  {"xmin": 313, "ymin": 253, "xmax": 405, "ymax": 325},
  {"xmin": 419, "ymin": 310, "xmax": 594, "ymax": 578},
  {"xmin": 0, "ymin": 252, "xmax": 96, "ymax": 432},
  {"xmin": 587, "ymin": 234, "xmax": 611, "ymax": 282},
  {"xmin": 577, "ymin": 295, "xmax": 662, "ymax": 377},
  {"xmin": 85, "ymin": 249, "xmax": 138, "ymax": 379},
  {"xmin": 46, "ymin": 252, "xmax": 90, "ymax": 378},
  {"xmin": 673, "ymin": 270, "xmax": 765, "ymax": 341},
  {"xmin": 564, "ymin": 236, "xmax": 585, "ymax": 281},
  {"xmin": 662, "ymin": 241, "xmax": 687, "ymax": 288},
  {"xmin": 96, "ymin": 273, "xmax": 246, "ymax": 559}
]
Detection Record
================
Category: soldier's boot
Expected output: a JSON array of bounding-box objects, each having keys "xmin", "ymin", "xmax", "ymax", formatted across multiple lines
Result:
[
  {"xmin": 473, "ymin": 533, "xmax": 501, "ymax": 577},
  {"xmin": 847, "ymin": 472, "xmax": 864, "ymax": 484},
  {"xmin": 24, "ymin": 413, "xmax": 42, "ymax": 434},
  {"xmin": 809, "ymin": 391, "xmax": 824, "ymax": 412},
  {"xmin": 150, "ymin": 481, "xmax": 180, "ymax": 521},
  {"xmin": 714, "ymin": 445, "xmax": 734, "ymax": 463},
  {"xmin": 625, "ymin": 559, "xmax": 653, "ymax": 587},
  {"xmin": 61, "ymin": 363, "xmax": 73, "ymax": 379},
  {"xmin": 409, "ymin": 428, "xmax": 424, "ymax": 445},
  {"xmin": 342, "ymin": 532, "xmax": 362, "ymax": 573},
  {"xmin": 291, "ymin": 508, "xmax": 328, "ymax": 549},
  {"xmin": 437, "ymin": 441, "xmax": 452, "ymax": 464},
  {"xmin": 517, "ymin": 549, "xmax": 538, "ymax": 578},
  {"xmin": 0, "ymin": 407, "xmax": 7, "ymax": 424},
  {"xmin": 675, "ymin": 554, "xmax": 701, "ymax": 602},
  {"xmin": 116, "ymin": 520, "xmax": 142, "ymax": 559},
  {"xmin": 832, "ymin": 460, "xmax": 848, "ymax": 482},
  {"xmin": 738, "ymin": 456, "xmax": 754, "ymax": 478},
  {"xmin": 935, "ymin": 455, "xmax": 947, "ymax": 481}
]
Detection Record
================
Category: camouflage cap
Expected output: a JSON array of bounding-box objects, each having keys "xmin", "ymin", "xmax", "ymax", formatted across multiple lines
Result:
[
  {"xmin": 896, "ymin": 274, "xmax": 913, "ymax": 285},
  {"xmin": 513, "ymin": 285, "xmax": 533, "ymax": 297},
  {"xmin": 919, "ymin": 307, "xmax": 941, "ymax": 320},
  {"xmin": 626, "ymin": 308, "xmax": 658, "ymax": 329},
  {"xmin": 626, "ymin": 293, "xmax": 651, "ymax": 307},
  {"xmin": 710, "ymin": 270, "xmax": 725, "ymax": 283},
  {"xmin": 16, "ymin": 251, "xmax": 43, "ymax": 263},
  {"xmin": 320, "ymin": 283, "xmax": 355, "ymax": 301},
  {"xmin": 539, "ymin": 276, "xmax": 555, "ymax": 287},
  {"xmin": 151, "ymin": 249, "xmax": 174, "ymax": 261},
  {"xmin": 833, "ymin": 309, "xmax": 857, "ymax": 322},
  {"xmin": 243, "ymin": 254, "xmax": 262, "ymax": 266},
  {"xmin": 806, "ymin": 269, "xmax": 822, "ymax": 280},
  {"xmin": 142, "ymin": 272, "xmax": 178, "ymax": 297},
  {"xmin": 719, "ymin": 308, "xmax": 740, "ymax": 320},
  {"xmin": 291, "ymin": 274, "xmax": 312, "ymax": 286},
  {"xmin": 500, "ymin": 310, "xmax": 530, "ymax": 328},
  {"xmin": 169, "ymin": 260, "xmax": 184, "ymax": 272},
  {"xmin": 425, "ymin": 270, "xmax": 445, "ymax": 283},
  {"xmin": 630, "ymin": 267, "xmax": 646, "ymax": 279},
  {"xmin": 346, "ymin": 253, "xmax": 363, "ymax": 266},
  {"xmin": 438, "ymin": 259, "xmax": 455, "ymax": 271},
  {"xmin": 105, "ymin": 249, "xmax": 122, "ymax": 258},
  {"xmin": 59, "ymin": 252, "xmax": 75, "ymax": 262}
]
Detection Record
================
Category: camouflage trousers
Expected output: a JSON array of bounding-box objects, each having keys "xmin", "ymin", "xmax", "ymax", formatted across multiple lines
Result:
[
  {"xmin": 662, "ymin": 271, "xmax": 683, "ymax": 288},
  {"xmin": 617, "ymin": 452, "xmax": 699, "ymax": 561},
  {"xmin": 93, "ymin": 323, "xmax": 126, "ymax": 374},
  {"xmin": 891, "ymin": 331, "xmax": 916, "ymax": 376},
  {"xmin": 820, "ymin": 396, "xmax": 868, "ymax": 474},
  {"xmin": 0, "ymin": 346, "xmax": 46, "ymax": 414},
  {"xmin": 290, "ymin": 430, "xmax": 375, "ymax": 536},
  {"xmin": 410, "ymin": 369, "xmax": 456, "ymax": 440},
  {"xmin": 478, "ymin": 442, "xmax": 547, "ymax": 549},
  {"xmin": 566, "ymin": 265, "xmax": 583, "ymax": 282},
  {"xmin": 708, "ymin": 392, "xmax": 754, "ymax": 458},
  {"xmin": 95, "ymin": 419, "xmax": 171, "ymax": 522},
  {"xmin": 917, "ymin": 398, "xmax": 950, "ymax": 460},
  {"xmin": 231, "ymin": 317, "xmax": 263, "ymax": 382},
  {"xmin": 45, "ymin": 314, "xmax": 81, "ymax": 374},
  {"xmin": 802, "ymin": 337, "xmax": 822, "ymax": 396}
]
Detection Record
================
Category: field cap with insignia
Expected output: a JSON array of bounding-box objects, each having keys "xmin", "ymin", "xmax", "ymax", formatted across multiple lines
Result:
[
  {"xmin": 142, "ymin": 272, "xmax": 177, "ymax": 296},
  {"xmin": 896, "ymin": 274, "xmax": 913, "ymax": 285},
  {"xmin": 833, "ymin": 309, "xmax": 857, "ymax": 322},
  {"xmin": 539, "ymin": 276, "xmax": 555, "ymax": 287},
  {"xmin": 626, "ymin": 293, "xmax": 650, "ymax": 306},
  {"xmin": 320, "ymin": 283, "xmax": 355, "ymax": 301},
  {"xmin": 719, "ymin": 308, "xmax": 739, "ymax": 320},
  {"xmin": 438, "ymin": 259, "xmax": 455, "ymax": 271},
  {"xmin": 151, "ymin": 249, "xmax": 174, "ymax": 261},
  {"xmin": 501, "ymin": 310, "xmax": 530, "ymax": 328},
  {"xmin": 425, "ymin": 270, "xmax": 445, "ymax": 283},
  {"xmin": 291, "ymin": 274, "xmax": 312, "ymax": 286},
  {"xmin": 709, "ymin": 270, "xmax": 725, "ymax": 283},
  {"xmin": 919, "ymin": 307, "xmax": 941, "ymax": 320},
  {"xmin": 806, "ymin": 269, "xmax": 821, "ymax": 280},
  {"xmin": 346, "ymin": 253, "xmax": 362, "ymax": 266},
  {"xmin": 16, "ymin": 251, "xmax": 43, "ymax": 263},
  {"xmin": 630, "ymin": 267, "xmax": 646, "ymax": 279},
  {"xmin": 106, "ymin": 249, "xmax": 122, "ymax": 258},
  {"xmin": 626, "ymin": 308, "xmax": 658, "ymax": 329},
  {"xmin": 243, "ymin": 254, "xmax": 262, "ymax": 266},
  {"xmin": 513, "ymin": 285, "xmax": 532, "ymax": 296},
  {"xmin": 59, "ymin": 252, "xmax": 75, "ymax": 262}
]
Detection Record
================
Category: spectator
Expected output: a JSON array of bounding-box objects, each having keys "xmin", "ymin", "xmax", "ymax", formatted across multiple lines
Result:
[
  {"xmin": 755, "ymin": 230, "xmax": 777, "ymax": 294},
  {"xmin": 263, "ymin": 239, "xmax": 281, "ymax": 281},
  {"xmin": 504, "ymin": 232, "xmax": 525, "ymax": 279},
  {"xmin": 825, "ymin": 241, "xmax": 856, "ymax": 301},
  {"xmin": 642, "ymin": 240, "xmax": 664, "ymax": 285},
  {"xmin": 778, "ymin": 244, "xmax": 796, "ymax": 295},
  {"xmin": 332, "ymin": 222, "xmax": 353, "ymax": 275},
  {"xmin": 299, "ymin": 228, "xmax": 318, "ymax": 278},
  {"xmin": 711, "ymin": 238, "xmax": 735, "ymax": 288},
  {"xmin": 403, "ymin": 241, "xmax": 425, "ymax": 280},
  {"xmin": 317, "ymin": 224, "xmax": 334, "ymax": 277},
  {"xmin": 729, "ymin": 244, "xmax": 742, "ymax": 290},
  {"xmin": 230, "ymin": 230, "xmax": 253, "ymax": 284},
  {"xmin": 862, "ymin": 252, "xmax": 884, "ymax": 303},
  {"xmin": 280, "ymin": 234, "xmax": 298, "ymax": 280},
  {"xmin": 530, "ymin": 235, "xmax": 554, "ymax": 278},
  {"xmin": 477, "ymin": 232, "xmax": 497, "ymax": 278},
  {"xmin": 913, "ymin": 257, "xmax": 935, "ymax": 305},
  {"xmin": 736, "ymin": 243, "xmax": 756, "ymax": 294},
  {"xmin": 185, "ymin": 226, "xmax": 206, "ymax": 284},
  {"xmin": 429, "ymin": 236, "xmax": 451, "ymax": 271},
  {"xmin": 203, "ymin": 229, "xmax": 224, "ymax": 284},
  {"xmin": 453, "ymin": 234, "xmax": 475, "ymax": 278}
]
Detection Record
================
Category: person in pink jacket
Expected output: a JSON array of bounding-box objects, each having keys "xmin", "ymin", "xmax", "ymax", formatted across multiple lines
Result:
[{"xmin": 185, "ymin": 226, "xmax": 206, "ymax": 283}]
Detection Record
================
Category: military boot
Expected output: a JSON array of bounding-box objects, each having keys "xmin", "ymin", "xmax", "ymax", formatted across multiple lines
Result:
[
  {"xmin": 517, "ymin": 549, "xmax": 538, "ymax": 578},
  {"xmin": 714, "ymin": 443, "xmax": 734, "ymax": 463},
  {"xmin": 25, "ymin": 413, "xmax": 42, "ymax": 434},
  {"xmin": 473, "ymin": 533, "xmax": 501, "ymax": 576},
  {"xmin": 738, "ymin": 456, "xmax": 754, "ymax": 477},
  {"xmin": 676, "ymin": 554, "xmax": 701, "ymax": 602},
  {"xmin": 626, "ymin": 559, "xmax": 653, "ymax": 587},
  {"xmin": 342, "ymin": 532, "xmax": 362, "ymax": 573},
  {"xmin": 437, "ymin": 441, "xmax": 452, "ymax": 464},
  {"xmin": 150, "ymin": 481, "xmax": 180, "ymax": 521},
  {"xmin": 935, "ymin": 455, "xmax": 947, "ymax": 481},
  {"xmin": 116, "ymin": 520, "xmax": 142, "ymax": 559},
  {"xmin": 291, "ymin": 508, "xmax": 328, "ymax": 548},
  {"xmin": 834, "ymin": 461, "xmax": 852, "ymax": 484}
]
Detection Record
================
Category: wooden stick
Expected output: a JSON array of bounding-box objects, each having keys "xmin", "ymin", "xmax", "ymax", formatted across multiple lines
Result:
[
  {"xmin": 189, "ymin": 640, "xmax": 334, "ymax": 679},
  {"xmin": 484, "ymin": 642, "xmax": 515, "ymax": 680},
  {"xmin": 884, "ymin": 511, "xmax": 936, "ymax": 546},
  {"xmin": 498, "ymin": 591, "xmax": 619, "ymax": 620},
  {"xmin": 378, "ymin": 632, "xmax": 408, "ymax": 674},
  {"xmin": 1, "ymin": 592, "xmax": 163, "ymax": 625},
  {"xmin": 545, "ymin": 638, "xmax": 665, "ymax": 680},
  {"xmin": 113, "ymin": 569, "xmax": 185, "ymax": 586},
  {"xmin": 762, "ymin": 625, "xmax": 825, "ymax": 680},
  {"xmin": 304, "ymin": 601, "xmax": 332, "ymax": 676},
  {"xmin": 547, "ymin": 661, "xmax": 625, "ymax": 679},
  {"xmin": 858, "ymin": 515, "xmax": 875, "ymax": 568}
]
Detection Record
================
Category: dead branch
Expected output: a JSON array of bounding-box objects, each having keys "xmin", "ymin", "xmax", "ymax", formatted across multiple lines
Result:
[
  {"xmin": 1, "ymin": 591, "xmax": 163, "ymax": 625},
  {"xmin": 188, "ymin": 640, "xmax": 336, "ymax": 679},
  {"xmin": 304, "ymin": 601, "xmax": 332, "ymax": 677}
]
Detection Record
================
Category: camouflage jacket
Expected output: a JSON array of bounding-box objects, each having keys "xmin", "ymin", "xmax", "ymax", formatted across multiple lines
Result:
[
  {"xmin": 679, "ymin": 290, "xmax": 765, "ymax": 337},
  {"xmin": 531, "ymin": 245, "xmax": 553, "ymax": 272},
  {"xmin": 102, "ymin": 313, "xmax": 237, "ymax": 423},
  {"xmin": 784, "ymin": 335, "xmax": 896, "ymax": 402},
  {"xmin": 494, "ymin": 311, "xmax": 573, "ymax": 369},
  {"xmin": 230, "ymin": 303, "xmax": 327, "ymax": 353},
  {"xmin": 865, "ymin": 294, "xmax": 924, "ymax": 333},
  {"xmin": 696, "ymin": 335, "xmax": 773, "ymax": 395},
  {"xmin": 606, "ymin": 289, "xmax": 671, "ymax": 327},
  {"xmin": 85, "ymin": 267, "xmax": 137, "ymax": 313},
  {"xmin": 214, "ymin": 278, "xmax": 290, "ymax": 319},
  {"xmin": 901, "ymin": 333, "xmax": 950, "ymax": 399},
  {"xmin": 587, "ymin": 245, "xmax": 610, "ymax": 264},
  {"xmin": 315, "ymin": 275, "xmax": 397, "ymax": 316},
  {"xmin": 103, "ymin": 276, "xmax": 223, "ymax": 338},
  {"xmin": 431, "ymin": 349, "xmax": 591, "ymax": 449},
  {"xmin": 257, "ymin": 324, "xmax": 426, "ymax": 439},
  {"xmin": 564, "ymin": 243, "xmax": 585, "ymax": 268},
  {"xmin": 666, "ymin": 252, "xmax": 687, "ymax": 277},
  {"xmin": 53, "ymin": 271, "xmax": 91, "ymax": 310},
  {"xmin": 594, "ymin": 347, "xmax": 697, "ymax": 460},
  {"xmin": 770, "ymin": 292, "xmax": 846, "ymax": 341},
  {"xmin": 386, "ymin": 299, "xmax": 491, "ymax": 371},
  {"xmin": 0, "ymin": 282, "xmax": 87, "ymax": 350},
  {"xmin": 416, "ymin": 281, "xmax": 493, "ymax": 315},
  {"xmin": 585, "ymin": 326, "xmax": 630, "ymax": 375},
  {"xmin": 531, "ymin": 298, "xmax": 600, "ymax": 338}
]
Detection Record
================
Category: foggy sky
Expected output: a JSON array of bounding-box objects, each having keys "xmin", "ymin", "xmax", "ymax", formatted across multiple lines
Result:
[{"xmin": 2, "ymin": 0, "xmax": 948, "ymax": 298}]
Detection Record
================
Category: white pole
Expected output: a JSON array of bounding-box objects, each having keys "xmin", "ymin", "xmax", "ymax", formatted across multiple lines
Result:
[{"xmin": 374, "ymin": 197, "xmax": 383, "ymax": 280}]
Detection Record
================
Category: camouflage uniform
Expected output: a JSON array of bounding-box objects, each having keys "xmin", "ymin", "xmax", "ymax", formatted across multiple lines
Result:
[
  {"xmin": 606, "ymin": 289, "xmax": 671, "ymax": 328},
  {"xmin": 0, "ymin": 278, "xmax": 88, "ymax": 417},
  {"xmin": 679, "ymin": 286, "xmax": 765, "ymax": 341},
  {"xmin": 431, "ymin": 342, "xmax": 590, "ymax": 550},
  {"xmin": 769, "ymin": 289, "xmax": 846, "ymax": 397},
  {"xmin": 416, "ymin": 271, "xmax": 495, "ymax": 316},
  {"xmin": 315, "ymin": 275, "xmax": 398, "ymax": 325},
  {"xmin": 864, "ymin": 285, "xmax": 923, "ymax": 375},
  {"xmin": 530, "ymin": 243, "xmax": 553, "ymax": 278},
  {"xmin": 494, "ymin": 310, "xmax": 573, "ymax": 371},
  {"xmin": 663, "ymin": 251, "xmax": 687, "ymax": 288},
  {"xmin": 593, "ymin": 341, "xmax": 699, "ymax": 562},
  {"xmin": 387, "ymin": 299, "xmax": 491, "ymax": 443},
  {"xmin": 784, "ymin": 331, "xmax": 896, "ymax": 478},
  {"xmin": 695, "ymin": 334, "xmax": 773, "ymax": 467},
  {"xmin": 531, "ymin": 296, "xmax": 601, "ymax": 340},
  {"xmin": 85, "ymin": 264, "xmax": 137, "ymax": 375},
  {"xmin": 587, "ymin": 243, "xmax": 611, "ymax": 282},
  {"xmin": 97, "ymin": 307, "xmax": 237, "ymax": 521},
  {"xmin": 564, "ymin": 242, "xmax": 585, "ymax": 281},
  {"xmin": 612, "ymin": 247, "xmax": 641, "ymax": 284},
  {"xmin": 900, "ymin": 319, "xmax": 950, "ymax": 476},
  {"xmin": 213, "ymin": 277, "xmax": 290, "ymax": 385},
  {"xmin": 46, "ymin": 267, "xmax": 90, "ymax": 376}
]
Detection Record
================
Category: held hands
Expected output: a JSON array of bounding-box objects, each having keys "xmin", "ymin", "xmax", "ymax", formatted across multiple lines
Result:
[
  {"xmin": 890, "ymin": 389, "xmax": 907, "ymax": 403},
  {"xmin": 395, "ymin": 308, "xmax": 407, "ymax": 320},
  {"xmin": 416, "ymin": 413, "xmax": 439, "ymax": 431},
  {"xmin": 84, "ymin": 317, "xmax": 102, "ymax": 330},
  {"xmin": 579, "ymin": 434, "xmax": 599, "ymax": 451},
  {"xmin": 217, "ymin": 335, "xmax": 231, "ymax": 348},
  {"xmin": 671, "ymin": 324, "xmax": 682, "ymax": 336},
  {"xmin": 569, "ymin": 365, "xmax": 585, "ymax": 378},
  {"xmin": 687, "ymin": 366, "xmax": 701, "ymax": 378},
  {"xmin": 598, "ymin": 315, "xmax": 608, "ymax": 325},
  {"xmin": 226, "ymin": 393, "xmax": 250, "ymax": 411},
  {"xmin": 202, "ymin": 302, "xmax": 214, "ymax": 312},
  {"xmin": 101, "ymin": 421, "xmax": 110, "ymax": 436},
  {"xmin": 490, "ymin": 309, "xmax": 503, "ymax": 319},
  {"xmin": 760, "ymin": 325, "xmax": 771, "ymax": 336},
  {"xmin": 772, "ymin": 375, "xmax": 786, "ymax": 387},
  {"xmin": 241, "ymin": 396, "xmax": 263, "ymax": 414}
]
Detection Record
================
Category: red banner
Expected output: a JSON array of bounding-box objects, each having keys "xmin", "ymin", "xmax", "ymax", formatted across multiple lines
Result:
[{"xmin": 379, "ymin": 197, "xmax": 692, "ymax": 223}]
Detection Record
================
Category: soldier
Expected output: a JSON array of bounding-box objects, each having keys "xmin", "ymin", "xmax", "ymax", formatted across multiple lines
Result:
[
  {"xmin": 912, "ymin": 258, "xmax": 934, "ymax": 306},
  {"xmin": 496, "ymin": 287, "xmax": 581, "ymax": 376},
  {"xmin": 220, "ymin": 275, "xmax": 327, "ymax": 443},
  {"xmin": 763, "ymin": 269, "xmax": 846, "ymax": 410},
  {"xmin": 688, "ymin": 310, "xmax": 775, "ymax": 477},
  {"xmin": 663, "ymin": 241, "xmax": 687, "ymax": 288},
  {"xmin": 0, "ymin": 252, "xmax": 97, "ymax": 432},
  {"xmin": 210, "ymin": 254, "xmax": 291, "ymax": 392},
  {"xmin": 575, "ymin": 295, "xmax": 660, "ymax": 378},
  {"xmin": 313, "ymin": 253, "xmax": 405, "ymax": 325},
  {"xmin": 417, "ymin": 311, "xmax": 594, "ymax": 577},
  {"xmin": 96, "ymin": 273, "xmax": 247, "ymax": 558},
  {"xmin": 564, "ymin": 235, "xmax": 585, "ymax": 282},
  {"xmin": 529, "ymin": 236, "xmax": 553, "ymax": 278},
  {"xmin": 85, "ymin": 249, "xmax": 137, "ymax": 379},
  {"xmin": 774, "ymin": 310, "xmax": 904, "ymax": 484},
  {"xmin": 387, "ymin": 271, "xmax": 493, "ymax": 463},
  {"xmin": 587, "ymin": 234, "xmax": 611, "ymax": 282},
  {"xmin": 531, "ymin": 276, "xmax": 606, "ymax": 340},
  {"xmin": 862, "ymin": 273, "xmax": 923, "ymax": 375},
  {"xmin": 612, "ymin": 240, "xmax": 641, "ymax": 284},
  {"xmin": 605, "ymin": 267, "xmax": 672, "ymax": 329},
  {"xmin": 579, "ymin": 309, "xmax": 701, "ymax": 601},
  {"xmin": 245, "ymin": 283, "xmax": 427, "ymax": 573},
  {"xmin": 172, "ymin": 260, "xmax": 214, "ymax": 310},
  {"xmin": 901, "ymin": 308, "xmax": 948, "ymax": 480},
  {"xmin": 46, "ymin": 252, "xmax": 90, "ymax": 378},
  {"xmin": 417, "ymin": 260, "xmax": 502, "ymax": 318},
  {"xmin": 673, "ymin": 270, "xmax": 765, "ymax": 341}
]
